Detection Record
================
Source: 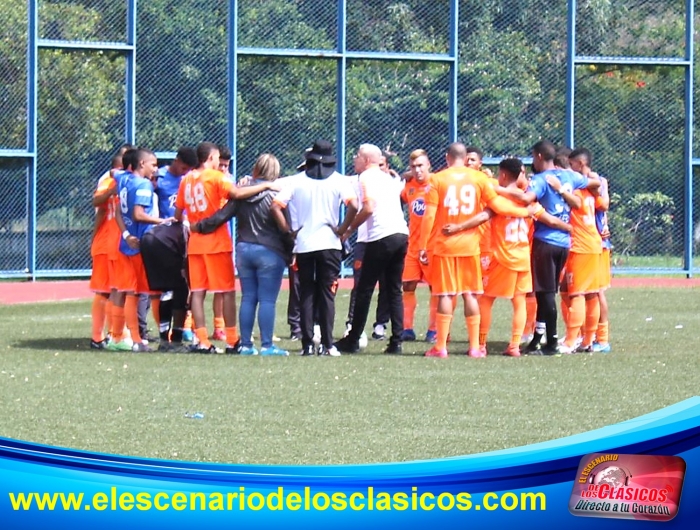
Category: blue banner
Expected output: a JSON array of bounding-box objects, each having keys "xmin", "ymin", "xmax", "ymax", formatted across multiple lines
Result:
[{"xmin": 2, "ymin": 397, "xmax": 699, "ymax": 528}]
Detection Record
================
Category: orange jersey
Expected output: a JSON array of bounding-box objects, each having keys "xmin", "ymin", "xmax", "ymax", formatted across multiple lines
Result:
[
  {"xmin": 489, "ymin": 204, "xmax": 533, "ymax": 272},
  {"xmin": 570, "ymin": 189, "xmax": 602, "ymax": 254},
  {"xmin": 91, "ymin": 175, "xmax": 119, "ymax": 257},
  {"xmin": 421, "ymin": 166, "xmax": 497, "ymax": 257},
  {"xmin": 175, "ymin": 169, "xmax": 234, "ymax": 255},
  {"xmin": 478, "ymin": 177, "xmax": 499, "ymax": 255},
  {"xmin": 400, "ymin": 176, "xmax": 431, "ymax": 256}
]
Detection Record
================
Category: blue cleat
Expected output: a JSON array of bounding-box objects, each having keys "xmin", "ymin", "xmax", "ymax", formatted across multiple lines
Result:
[
  {"xmin": 424, "ymin": 330, "xmax": 437, "ymax": 343},
  {"xmin": 592, "ymin": 342, "xmax": 611, "ymax": 353},
  {"xmin": 401, "ymin": 329, "xmax": 417, "ymax": 341}
]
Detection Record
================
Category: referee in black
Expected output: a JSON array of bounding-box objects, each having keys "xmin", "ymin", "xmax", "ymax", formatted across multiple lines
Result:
[{"xmin": 140, "ymin": 222, "xmax": 190, "ymax": 352}]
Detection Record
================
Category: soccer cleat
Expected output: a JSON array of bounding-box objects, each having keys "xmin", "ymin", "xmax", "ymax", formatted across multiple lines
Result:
[
  {"xmin": 333, "ymin": 336, "xmax": 360, "ymax": 354},
  {"xmin": 524, "ymin": 335, "xmax": 542, "ymax": 354},
  {"xmin": 300, "ymin": 344, "xmax": 316, "ymax": 356},
  {"xmin": 182, "ymin": 329, "xmax": 194, "ymax": 342},
  {"xmin": 319, "ymin": 345, "xmax": 341, "ymax": 357},
  {"xmin": 557, "ymin": 343, "xmax": 577, "ymax": 355},
  {"xmin": 479, "ymin": 344, "xmax": 488, "ymax": 357},
  {"xmin": 132, "ymin": 342, "xmax": 152, "ymax": 353},
  {"xmin": 425, "ymin": 330, "xmax": 437, "ymax": 344},
  {"xmin": 261, "ymin": 345, "xmax": 289, "ymax": 356},
  {"xmin": 211, "ymin": 329, "xmax": 226, "ymax": 341},
  {"xmin": 467, "ymin": 347, "xmax": 485, "ymax": 358},
  {"xmin": 384, "ymin": 340, "xmax": 402, "ymax": 354},
  {"xmin": 502, "ymin": 344, "xmax": 521, "ymax": 357},
  {"xmin": 312, "ymin": 324, "xmax": 321, "ymax": 345},
  {"xmin": 425, "ymin": 346, "xmax": 448, "ymax": 358},
  {"xmin": 90, "ymin": 339, "xmax": 109, "ymax": 350},
  {"xmin": 189, "ymin": 344, "xmax": 222, "ymax": 354},
  {"xmin": 225, "ymin": 340, "xmax": 242, "ymax": 355},
  {"xmin": 592, "ymin": 342, "xmax": 611, "ymax": 353},
  {"xmin": 371, "ymin": 324, "xmax": 386, "ymax": 340},
  {"xmin": 239, "ymin": 346, "xmax": 259, "ymax": 356},
  {"xmin": 401, "ymin": 329, "xmax": 416, "ymax": 342},
  {"xmin": 157, "ymin": 341, "xmax": 173, "ymax": 352},
  {"xmin": 577, "ymin": 344, "xmax": 593, "ymax": 353},
  {"xmin": 106, "ymin": 340, "xmax": 133, "ymax": 352},
  {"xmin": 168, "ymin": 342, "xmax": 190, "ymax": 353}
]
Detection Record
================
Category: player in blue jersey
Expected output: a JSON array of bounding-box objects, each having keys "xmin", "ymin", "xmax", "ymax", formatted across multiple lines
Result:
[
  {"xmin": 155, "ymin": 146, "xmax": 198, "ymax": 218},
  {"xmin": 498, "ymin": 140, "xmax": 600, "ymax": 355},
  {"xmin": 112, "ymin": 148, "xmax": 172, "ymax": 352}
]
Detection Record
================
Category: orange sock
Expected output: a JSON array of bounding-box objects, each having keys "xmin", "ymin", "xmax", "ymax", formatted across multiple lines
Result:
[
  {"xmin": 225, "ymin": 327, "xmax": 239, "ymax": 346},
  {"xmin": 195, "ymin": 327, "xmax": 211, "ymax": 348},
  {"xmin": 151, "ymin": 297, "xmax": 160, "ymax": 329},
  {"xmin": 403, "ymin": 291, "xmax": 417, "ymax": 330},
  {"xmin": 184, "ymin": 311, "xmax": 194, "ymax": 330},
  {"xmin": 596, "ymin": 321, "xmax": 609, "ymax": 344},
  {"xmin": 466, "ymin": 315, "xmax": 480, "ymax": 350},
  {"xmin": 105, "ymin": 300, "xmax": 113, "ymax": 337},
  {"xmin": 428, "ymin": 294, "xmax": 438, "ymax": 331},
  {"xmin": 511, "ymin": 294, "xmax": 526, "ymax": 347},
  {"xmin": 214, "ymin": 317, "xmax": 225, "ymax": 332},
  {"xmin": 91, "ymin": 295, "xmax": 107, "ymax": 342},
  {"xmin": 560, "ymin": 294, "xmax": 570, "ymax": 328},
  {"xmin": 583, "ymin": 296, "xmax": 600, "ymax": 347},
  {"xmin": 111, "ymin": 305, "xmax": 126, "ymax": 342},
  {"xmin": 565, "ymin": 295, "xmax": 585, "ymax": 346},
  {"xmin": 477, "ymin": 296, "xmax": 494, "ymax": 345},
  {"xmin": 125, "ymin": 295, "xmax": 143, "ymax": 344},
  {"xmin": 525, "ymin": 295, "xmax": 537, "ymax": 336},
  {"xmin": 436, "ymin": 313, "xmax": 452, "ymax": 351}
]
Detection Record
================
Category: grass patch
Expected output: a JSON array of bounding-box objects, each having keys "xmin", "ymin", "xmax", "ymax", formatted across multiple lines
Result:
[{"xmin": 0, "ymin": 287, "xmax": 698, "ymax": 465}]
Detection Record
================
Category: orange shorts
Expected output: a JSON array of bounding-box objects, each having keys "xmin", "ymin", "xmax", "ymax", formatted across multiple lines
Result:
[
  {"xmin": 188, "ymin": 252, "xmax": 235, "ymax": 292},
  {"xmin": 114, "ymin": 252, "xmax": 152, "ymax": 294},
  {"xmin": 599, "ymin": 248, "xmax": 611, "ymax": 290},
  {"xmin": 90, "ymin": 254, "xmax": 111, "ymax": 293},
  {"xmin": 483, "ymin": 260, "xmax": 532, "ymax": 299},
  {"xmin": 564, "ymin": 252, "xmax": 600, "ymax": 296},
  {"xmin": 402, "ymin": 252, "xmax": 432, "ymax": 284},
  {"xmin": 479, "ymin": 251, "xmax": 493, "ymax": 274},
  {"xmin": 432, "ymin": 255, "xmax": 482, "ymax": 296}
]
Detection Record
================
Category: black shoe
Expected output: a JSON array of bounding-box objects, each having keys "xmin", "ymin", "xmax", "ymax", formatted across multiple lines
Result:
[
  {"xmin": 225, "ymin": 339, "xmax": 242, "ymax": 354},
  {"xmin": 539, "ymin": 344, "xmax": 559, "ymax": 356},
  {"xmin": 300, "ymin": 344, "xmax": 316, "ymax": 356},
  {"xmin": 169, "ymin": 342, "xmax": 190, "ymax": 353},
  {"xmin": 90, "ymin": 339, "xmax": 108, "ymax": 350},
  {"xmin": 189, "ymin": 344, "xmax": 221, "ymax": 354},
  {"xmin": 334, "ymin": 336, "xmax": 360, "ymax": 354},
  {"xmin": 523, "ymin": 335, "xmax": 542, "ymax": 354},
  {"xmin": 157, "ymin": 341, "xmax": 173, "ymax": 352},
  {"xmin": 385, "ymin": 340, "xmax": 402, "ymax": 354}
]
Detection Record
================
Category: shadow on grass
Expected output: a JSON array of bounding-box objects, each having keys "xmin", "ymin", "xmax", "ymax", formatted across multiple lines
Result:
[{"xmin": 12, "ymin": 337, "xmax": 92, "ymax": 352}]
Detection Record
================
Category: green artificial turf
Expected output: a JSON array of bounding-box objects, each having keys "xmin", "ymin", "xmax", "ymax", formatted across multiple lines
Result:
[{"xmin": 0, "ymin": 287, "xmax": 698, "ymax": 465}]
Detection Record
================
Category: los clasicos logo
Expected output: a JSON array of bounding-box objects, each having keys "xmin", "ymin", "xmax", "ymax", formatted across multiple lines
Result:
[{"xmin": 568, "ymin": 453, "xmax": 685, "ymax": 522}]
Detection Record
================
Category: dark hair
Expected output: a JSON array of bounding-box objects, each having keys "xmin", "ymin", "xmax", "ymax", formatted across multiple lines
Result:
[
  {"xmin": 532, "ymin": 140, "xmax": 557, "ymax": 161},
  {"xmin": 218, "ymin": 145, "xmax": 232, "ymax": 161},
  {"xmin": 134, "ymin": 148, "xmax": 156, "ymax": 168},
  {"xmin": 554, "ymin": 146, "xmax": 572, "ymax": 169},
  {"xmin": 111, "ymin": 153, "xmax": 123, "ymax": 169},
  {"xmin": 447, "ymin": 142, "xmax": 467, "ymax": 159},
  {"xmin": 499, "ymin": 157, "xmax": 523, "ymax": 181},
  {"xmin": 465, "ymin": 145, "xmax": 484, "ymax": 160},
  {"xmin": 176, "ymin": 146, "xmax": 199, "ymax": 168},
  {"xmin": 122, "ymin": 148, "xmax": 139, "ymax": 171},
  {"xmin": 116, "ymin": 143, "xmax": 134, "ymax": 156},
  {"xmin": 196, "ymin": 142, "xmax": 219, "ymax": 165},
  {"xmin": 569, "ymin": 147, "xmax": 592, "ymax": 166}
]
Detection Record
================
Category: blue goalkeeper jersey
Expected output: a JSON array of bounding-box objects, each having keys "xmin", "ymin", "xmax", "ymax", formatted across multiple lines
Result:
[
  {"xmin": 155, "ymin": 166, "xmax": 182, "ymax": 219},
  {"xmin": 118, "ymin": 172, "xmax": 156, "ymax": 256}
]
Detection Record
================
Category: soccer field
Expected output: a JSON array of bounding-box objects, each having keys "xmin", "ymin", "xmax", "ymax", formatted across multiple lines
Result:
[{"xmin": 0, "ymin": 286, "xmax": 698, "ymax": 465}]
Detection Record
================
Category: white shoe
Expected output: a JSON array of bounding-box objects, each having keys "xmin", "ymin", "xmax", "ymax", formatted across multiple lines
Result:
[
  {"xmin": 372, "ymin": 324, "xmax": 386, "ymax": 340},
  {"xmin": 359, "ymin": 332, "xmax": 368, "ymax": 349},
  {"xmin": 323, "ymin": 346, "xmax": 341, "ymax": 357},
  {"xmin": 312, "ymin": 324, "xmax": 321, "ymax": 346}
]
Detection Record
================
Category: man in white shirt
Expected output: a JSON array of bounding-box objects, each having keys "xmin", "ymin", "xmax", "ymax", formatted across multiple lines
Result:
[
  {"xmin": 271, "ymin": 141, "xmax": 358, "ymax": 356},
  {"xmin": 334, "ymin": 143, "xmax": 409, "ymax": 354}
]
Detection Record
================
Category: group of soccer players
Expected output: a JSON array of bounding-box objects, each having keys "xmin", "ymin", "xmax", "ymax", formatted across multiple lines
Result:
[{"xmin": 89, "ymin": 139, "xmax": 611, "ymax": 357}]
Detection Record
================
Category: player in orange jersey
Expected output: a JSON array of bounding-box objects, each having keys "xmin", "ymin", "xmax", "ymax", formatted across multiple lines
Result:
[
  {"xmin": 452, "ymin": 158, "xmax": 573, "ymax": 357},
  {"xmin": 569, "ymin": 148, "xmax": 611, "ymax": 353},
  {"xmin": 174, "ymin": 142, "xmax": 276, "ymax": 354},
  {"xmin": 400, "ymin": 149, "xmax": 438, "ymax": 342},
  {"xmin": 546, "ymin": 170, "xmax": 602, "ymax": 354},
  {"xmin": 465, "ymin": 146, "xmax": 499, "ymax": 276},
  {"xmin": 418, "ymin": 143, "xmax": 532, "ymax": 359},
  {"xmin": 89, "ymin": 151, "xmax": 124, "ymax": 349}
]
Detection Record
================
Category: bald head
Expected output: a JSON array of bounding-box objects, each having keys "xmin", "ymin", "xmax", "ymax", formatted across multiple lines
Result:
[
  {"xmin": 354, "ymin": 143, "xmax": 383, "ymax": 173},
  {"xmin": 445, "ymin": 142, "xmax": 467, "ymax": 167}
]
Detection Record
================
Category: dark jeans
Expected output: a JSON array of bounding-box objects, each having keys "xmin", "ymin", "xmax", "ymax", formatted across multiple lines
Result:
[
  {"xmin": 287, "ymin": 264, "xmax": 301, "ymax": 336},
  {"xmin": 347, "ymin": 242, "xmax": 390, "ymax": 326},
  {"xmin": 348, "ymin": 233, "xmax": 407, "ymax": 344},
  {"xmin": 296, "ymin": 249, "xmax": 342, "ymax": 348}
]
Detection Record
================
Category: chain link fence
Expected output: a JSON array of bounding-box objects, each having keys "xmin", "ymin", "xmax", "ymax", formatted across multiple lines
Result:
[{"xmin": 1, "ymin": 0, "xmax": 699, "ymax": 277}]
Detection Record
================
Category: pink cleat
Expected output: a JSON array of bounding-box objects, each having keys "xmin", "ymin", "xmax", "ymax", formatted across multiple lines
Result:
[
  {"xmin": 467, "ymin": 347, "xmax": 485, "ymax": 358},
  {"xmin": 211, "ymin": 329, "xmax": 226, "ymax": 341},
  {"xmin": 425, "ymin": 347, "xmax": 448, "ymax": 358},
  {"xmin": 502, "ymin": 344, "xmax": 521, "ymax": 357}
]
